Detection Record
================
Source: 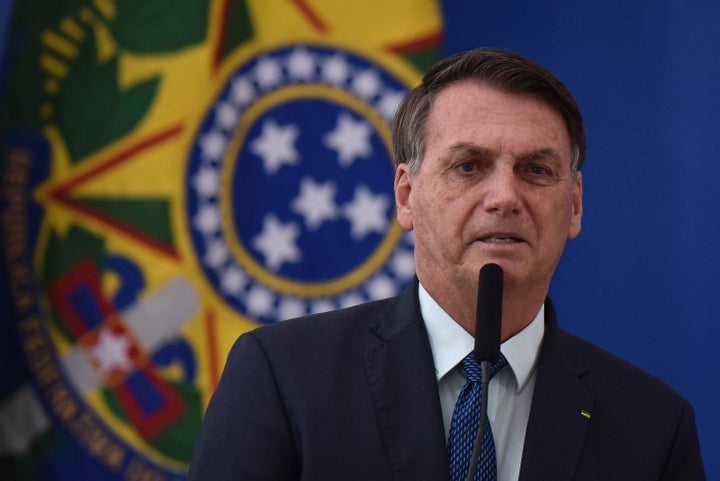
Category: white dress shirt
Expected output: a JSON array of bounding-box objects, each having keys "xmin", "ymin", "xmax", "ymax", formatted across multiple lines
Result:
[{"xmin": 419, "ymin": 283, "xmax": 545, "ymax": 481}]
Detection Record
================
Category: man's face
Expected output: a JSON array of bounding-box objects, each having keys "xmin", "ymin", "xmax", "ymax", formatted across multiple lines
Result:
[{"xmin": 395, "ymin": 81, "xmax": 582, "ymax": 298}]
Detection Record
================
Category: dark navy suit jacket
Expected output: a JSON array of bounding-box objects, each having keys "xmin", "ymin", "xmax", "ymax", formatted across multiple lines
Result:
[{"xmin": 189, "ymin": 280, "xmax": 705, "ymax": 480}]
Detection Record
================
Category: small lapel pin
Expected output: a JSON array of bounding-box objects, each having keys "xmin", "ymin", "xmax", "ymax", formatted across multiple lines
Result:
[{"xmin": 580, "ymin": 409, "xmax": 591, "ymax": 419}]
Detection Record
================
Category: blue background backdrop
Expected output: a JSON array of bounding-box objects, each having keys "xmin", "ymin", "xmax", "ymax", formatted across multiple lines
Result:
[
  {"xmin": 1, "ymin": 0, "xmax": 717, "ymax": 477},
  {"xmin": 441, "ymin": 0, "xmax": 720, "ymax": 476}
]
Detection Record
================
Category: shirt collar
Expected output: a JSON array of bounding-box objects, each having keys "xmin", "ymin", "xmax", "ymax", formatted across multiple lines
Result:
[{"xmin": 419, "ymin": 282, "xmax": 545, "ymax": 393}]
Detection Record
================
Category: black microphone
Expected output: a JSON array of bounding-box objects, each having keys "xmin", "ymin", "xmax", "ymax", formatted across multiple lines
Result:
[
  {"xmin": 466, "ymin": 263, "xmax": 504, "ymax": 481},
  {"xmin": 474, "ymin": 263, "xmax": 503, "ymax": 364}
]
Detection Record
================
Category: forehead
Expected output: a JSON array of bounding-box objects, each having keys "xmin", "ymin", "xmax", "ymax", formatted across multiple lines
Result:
[{"xmin": 425, "ymin": 81, "xmax": 572, "ymax": 161}]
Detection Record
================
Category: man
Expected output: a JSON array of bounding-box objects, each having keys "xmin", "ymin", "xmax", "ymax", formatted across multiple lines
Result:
[{"xmin": 189, "ymin": 49, "xmax": 705, "ymax": 480}]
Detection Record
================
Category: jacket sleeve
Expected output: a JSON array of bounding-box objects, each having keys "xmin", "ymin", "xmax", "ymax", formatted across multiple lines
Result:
[
  {"xmin": 661, "ymin": 400, "xmax": 706, "ymax": 481},
  {"xmin": 188, "ymin": 332, "xmax": 299, "ymax": 481}
]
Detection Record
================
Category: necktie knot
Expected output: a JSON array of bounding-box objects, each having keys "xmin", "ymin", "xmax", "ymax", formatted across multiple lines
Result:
[{"xmin": 462, "ymin": 353, "xmax": 508, "ymax": 383}]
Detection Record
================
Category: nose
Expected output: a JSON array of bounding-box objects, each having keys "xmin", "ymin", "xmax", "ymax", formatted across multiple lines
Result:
[{"xmin": 482, "ymin": 164, "xmax": 521, "ymax": 215}]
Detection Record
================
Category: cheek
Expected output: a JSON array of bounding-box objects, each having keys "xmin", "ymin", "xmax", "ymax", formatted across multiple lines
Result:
[
  {"xmin": 418, "ymin": 189, "xmax": 461, "ymax": 226},
  {"xmin": 410, "ymin": 177, "xmax": 477, "ymax": 239},
  {"xmin": 537, "ymin": 198, "xmax": 577, "ymax": 241},
  {"xmin": 410, "ymin": 190, "xmax": 447, "ymax": 236}
]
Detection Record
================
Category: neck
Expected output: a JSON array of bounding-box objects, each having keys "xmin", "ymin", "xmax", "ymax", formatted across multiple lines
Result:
[
  {"xmin": 420, "ymin": 275, "xmax": 547, "ymax": 342},
  {"xmin": 497, "ymin": 287, "xmax": 546, "ymax": 341}
]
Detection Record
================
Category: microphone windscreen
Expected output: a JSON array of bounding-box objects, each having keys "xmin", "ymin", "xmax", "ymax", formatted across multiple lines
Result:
[{"xmin": 474, "ymin": 263, "xmax": 503, "ymax": 363}]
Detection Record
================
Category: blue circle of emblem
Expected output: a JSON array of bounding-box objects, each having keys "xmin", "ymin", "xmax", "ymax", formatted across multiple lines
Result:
[{"xmin": 186, "ymin": 45, "xmax": 416, "ymax": 324}]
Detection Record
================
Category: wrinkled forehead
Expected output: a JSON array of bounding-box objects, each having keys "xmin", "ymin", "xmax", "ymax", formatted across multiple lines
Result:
[
  {"xmin": 425, "ymin": 79, "xmax": 577, "ymax": 166},
  {"xmin": 422, "ymin": 81, "xmax": 574, "ymax": 167}
]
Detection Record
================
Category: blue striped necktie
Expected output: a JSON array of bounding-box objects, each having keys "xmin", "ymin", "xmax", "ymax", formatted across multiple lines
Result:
[{"xmin": 447, "ymin": 353, "xmax": 508, "ymax": 481}]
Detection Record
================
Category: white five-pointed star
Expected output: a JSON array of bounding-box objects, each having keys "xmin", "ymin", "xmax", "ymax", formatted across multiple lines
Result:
[
  {"xmin": 367, "ymin": 275, "xmax": 396, "ymax": 300},
  {"xmin": 339, "ymin": 292, "xmax": 365, "ymax": 308},
  {"xmin": 287, "ymin": 48, "xmax": 315, "ymax": 81},
  {"xmin": 246, "ymin": 285, "xmax": 274, "ymax": 317},
  {"xmin": 90, "ymin": 328, "xmax": 133, "ymax": 376},
  {"xmin": 204, "ymin": 238, "xmax": 230, "ymax": 268},
  {"xmin": 221, "ymin": 266, "xmax": 248, "ymax": 295},
  {"xmin": 352, "ymin": 68, "xmax": 381, "ymax": 99},
  {"xmin": 199, "ymin": 131, "xmax": 227, "ymax": 161},
  {"xmin": 216, "ymin": 101, "xmax": 239, "ymax": 130},
  {"xmin": 291, "ymin": 177, "xmax": 338, "ymax": 229},
  {"xmin": 323, "ymin": 113, "xmax": 373, "ymax": 167},
  {"xmin": 193, "ymin": 205, "xmax": 221, "ymax": 234},
  {"xmin": 250, "ymin": 119, "xmax": 300, "ymax": 175},
  {"xmin": 278, "ymin": 296, "xmax": 305, "ymax": 320},
  {"xmin": 390, "ymin": 249, "xmax": 416, "ymax": 280},
  {"xmin": 255, "ymin": 57, "xmax": 283, "ymax": 89},
  {"xmin": 252, "ymin": 214, "xmax": 302, "ymax": 270},
  {"xmin": 230, "ymin": 76, "xmax": 255, "ymax": 106},
  {"xmin": 193, "ymin": 167, "xmax": 220, "ymax": 198},
  {"xmin": 311, "ymin": 299, "xmax": 335, "ymax": 314},
  {"xmin": 377, "ymin": 90, "xmax": 405, "ymax": 121},
  {"xmin": 343, "ymin": 184, "xmax": 389, "ymax": 239},
  {"xmin": 321, "ymin": 54, "xmax": 350, "ymax": 86}
]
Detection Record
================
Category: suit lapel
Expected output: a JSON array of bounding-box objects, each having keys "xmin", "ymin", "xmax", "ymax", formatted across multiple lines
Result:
[
  {"xmin": 362, "ymin": 289, "xmax": 595, "ymax": 481},
  {"xmin": 519, "ymin": 299, "xmax": 594, "ymax": 481},
  {"xmin": 363, "ymin": 280, "xmax": 449, "ymax": 481}
]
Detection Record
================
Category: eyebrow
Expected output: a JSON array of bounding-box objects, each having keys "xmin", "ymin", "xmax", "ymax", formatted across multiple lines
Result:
[
  {"xmin": 443, "ymin": 142, "xmax": 497, "ymax": 162},
  {"xmin": 516, "ymin": 148, "xmax": 562, "ymax": 163},
  {"xmin": 444, "ymin": 143, "xmax": 562, "ymax": 164}
]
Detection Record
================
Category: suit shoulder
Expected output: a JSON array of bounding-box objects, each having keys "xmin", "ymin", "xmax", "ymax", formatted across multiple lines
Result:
[
  {"xmin": 231, "ymin": 296, "xmax": 402, "ymax": 365},
  {"xmin": 557, "ymin": 328, "xmax": 690, "ymax": 407},
  {"xmin": 251, "ymin": 296, "xmax": 396, "ymax": 339}
]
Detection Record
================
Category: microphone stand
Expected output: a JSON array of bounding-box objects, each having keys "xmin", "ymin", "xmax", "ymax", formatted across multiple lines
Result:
[{"xmin": 465, "ymin": 360, "xmax": 492, "ymax": 481}]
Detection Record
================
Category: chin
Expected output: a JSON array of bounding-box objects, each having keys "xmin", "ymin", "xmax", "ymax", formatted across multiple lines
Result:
[{"xmin": 476, "ymin": 259, "xmax": 514, "ymax": 273}]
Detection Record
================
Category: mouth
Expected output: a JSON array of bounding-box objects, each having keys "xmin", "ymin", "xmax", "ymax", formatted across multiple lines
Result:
[
  {"xmin": 481, "ymin": 236, "xmax": 521, "ymax": 242},
  {"xmin": 477, "ymin": 233, "xmax": 525, "ymax": 244}
]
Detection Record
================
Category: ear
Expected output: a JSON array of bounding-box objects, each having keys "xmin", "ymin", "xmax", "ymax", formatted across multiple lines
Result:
[
  {"xmin": 394, "ymin": 163, "xmax": 414, "ymax": 231},
  {"xmin": 567, "ymin": 171, "xmax": 583, "ymax": 240}
]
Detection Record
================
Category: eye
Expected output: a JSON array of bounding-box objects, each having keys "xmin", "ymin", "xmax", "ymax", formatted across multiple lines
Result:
[
  {"xmin": 519, "ymin": 163, "xmax": 560, "ymax": 186},
  {"xmin": 529, "ymin": 165, "xmax": 549, "ymax": 175},
  {"xmin": 458, "ymin": 161, "xmax": 476, "ymax": 173}
]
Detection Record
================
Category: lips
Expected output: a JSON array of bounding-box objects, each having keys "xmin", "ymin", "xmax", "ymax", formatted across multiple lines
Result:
[
  {"xmin": 477, "ymin": 232, "xmax": 525, "ymax": 243},
  {"xmin": 482, "ymin": 236, "xmax": 521, "ymax": 242}
]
